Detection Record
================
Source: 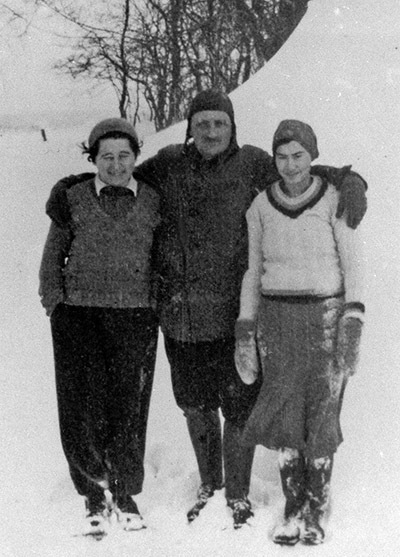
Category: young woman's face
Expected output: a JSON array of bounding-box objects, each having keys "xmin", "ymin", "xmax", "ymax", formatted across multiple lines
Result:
[
  {"xmin": 95, "ymin": 138, "xmax": 136, "ymax": 187},
  {"xmin": 275, "ymin": 141, "xmax": 312, "ymax": 187}
]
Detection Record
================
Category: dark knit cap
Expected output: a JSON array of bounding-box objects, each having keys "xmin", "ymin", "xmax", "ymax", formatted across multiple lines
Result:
[
  {"xmin": 273, "ymin": 119, "xmax": 319, "ymax": 160},
  {"xmin": 185, "ymin": 89, "xmax": 236, "ymax": 148},
  {"xmin": 88, "ymin": 118, "xmax": 139, "ymax": 149},
  {"xmin": 187, "ymin": 90, "xmax": 235, "ymax": 123}
]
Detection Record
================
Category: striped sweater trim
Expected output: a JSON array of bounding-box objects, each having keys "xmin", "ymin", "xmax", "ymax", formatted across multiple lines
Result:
[
  {"xmin": 343, "ymin": 301, "xmax": 365, "ymax": 322},
  {"xmin": 266, "ymin": 176, "xmax": 328, "ymax": 218}
]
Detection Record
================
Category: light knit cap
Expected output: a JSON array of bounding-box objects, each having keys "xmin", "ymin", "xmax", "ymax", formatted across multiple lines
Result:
[
  {"xmin": 88, "ymin": 118, "xmax": 138, "ymax": 149},
  {"xmin": 273, "ymin": 119, "xmax": 319, "ymax": 160}
]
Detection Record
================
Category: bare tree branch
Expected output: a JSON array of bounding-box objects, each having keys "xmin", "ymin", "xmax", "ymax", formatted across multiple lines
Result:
[{"xmin": 5, "ymin": 0, "xmax": 311, "ymax": 130}]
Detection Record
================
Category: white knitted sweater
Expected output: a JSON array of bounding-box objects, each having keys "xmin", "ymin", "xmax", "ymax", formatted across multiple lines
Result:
[{"xmin": 239, "ymin": 176, "xmax": 365, "ymax": 321}]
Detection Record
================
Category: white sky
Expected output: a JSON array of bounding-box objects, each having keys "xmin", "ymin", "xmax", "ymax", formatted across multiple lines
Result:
[
  {"xmin": 0, "ymin": 4, "xmax": 115, "ymax": 125},
  {"xmin": 0, "ymin": 0, "xmax": 398, "ymax": 129}
]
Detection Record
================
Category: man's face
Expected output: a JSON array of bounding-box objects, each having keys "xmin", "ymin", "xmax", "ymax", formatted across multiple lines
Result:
[{"xmin": 190, "ymin": 110, "xmax": 232, "ymax": 159}]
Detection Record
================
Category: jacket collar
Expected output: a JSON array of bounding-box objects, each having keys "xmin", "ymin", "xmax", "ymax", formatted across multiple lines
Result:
[{"xmin": 184, "ymin": 140, "xmax": 239, "ymax": 169}]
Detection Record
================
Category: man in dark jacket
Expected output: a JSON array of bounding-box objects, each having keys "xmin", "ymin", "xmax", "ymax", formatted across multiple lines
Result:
[{"xmin": 46, "ymin": 90, "xmax": 367, "ymax": 529}]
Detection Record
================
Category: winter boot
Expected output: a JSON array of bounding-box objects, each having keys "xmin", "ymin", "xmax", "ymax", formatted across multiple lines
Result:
[
  {"xmin": 272, "ymin": 448, "xmax": 307, "ymax": 546},
  {"xmin": 301, "ymin": 506, "xmax": 326, "ymax": 545},
  {"xmin": 227, "ymin": 497, "xmax": 254, "ymax": 529},
  {"xmin": 83, "ymin": 492, "xmax": 109, "ymax": 539},
  {"xmin": 185, "ymin": 408, "xmax": 223, "ymax": 522},
  {"xmin": 300, "ymin": 455, "xmax": 333, "ymax": 545},
  {"xmin": 115, "ymin": 493, "xmax": 145, "ymax": 531},
  {"xmin": 223, "ymin": 420, "xmax": 255, "ymax": 529},
  {"xmin": 187, "ymin": 483, "xmax": 216, "ymax": 523},
  {"xmin": 272, "ymin": 515, "xmax": 301, "ymax": 545}
]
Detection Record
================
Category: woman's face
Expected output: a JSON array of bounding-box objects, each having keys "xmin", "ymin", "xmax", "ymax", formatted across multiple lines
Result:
[
  {"xmin": 95, "ymin": 137, "xmax": 136, "ymax": 187},
  {"xmin": 275, "ymin": 141, "xmax": 312, "ymax": 188}
]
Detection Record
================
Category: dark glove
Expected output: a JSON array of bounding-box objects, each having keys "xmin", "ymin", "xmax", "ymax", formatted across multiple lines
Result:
[
  {"xmin": 234, "ymin": 320, "xmax": 259, "ymax": 385},
  {"xmin": 46, "ymin": 172, "xmax": 95, "ymax": 227},
  {"xmin": 337, "ymin": 316, "xmax": 363, "ymax": 377},
  {"xmin": 336, "ymin": 172, "xmax": 367, "ymax": 229},
  {"xmin": 312, "ymin": 165, "xmax": 367, "ymax": 229}
]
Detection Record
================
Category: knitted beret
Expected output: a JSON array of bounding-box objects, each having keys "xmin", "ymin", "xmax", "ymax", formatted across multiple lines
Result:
[
  {"xmin": 273, "ymin": 119, "xmax": 319, "ymax": 160},
  {"xmin": 88, "ymin": 118, "xmax": 139, "ymax": 149}
]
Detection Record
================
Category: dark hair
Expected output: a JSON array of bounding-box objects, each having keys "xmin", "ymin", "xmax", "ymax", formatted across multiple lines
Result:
[
  {"xmin": 81, "ymin": 131, "xmax": 142, "ymax": 163},
  {"xmin": 273, "ymin": 138, "xmax": 295, "ymax": 158}
]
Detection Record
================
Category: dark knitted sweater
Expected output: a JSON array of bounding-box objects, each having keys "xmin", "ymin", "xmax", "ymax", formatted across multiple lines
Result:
[{"xmin": 39, "ymin": 179, "xmax": 160, "ymax": 312}]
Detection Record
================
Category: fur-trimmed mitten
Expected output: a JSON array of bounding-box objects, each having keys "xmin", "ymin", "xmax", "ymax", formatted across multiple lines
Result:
[
  {"xmin": 234, "ymin": 320, "xmax": 259, "ymax": 385},
  {"xmin": 337, "ymin": 303, "xmax": 365, "ymax": 377}
]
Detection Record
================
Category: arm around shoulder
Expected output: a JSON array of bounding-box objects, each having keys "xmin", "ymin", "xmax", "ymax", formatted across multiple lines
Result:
[
  {"xmin": 136, "ymin": 144, "xmax": 184, "ymax": 188},
  {"xmin": 46, "ymin": 173, "xmax": 95, "ymax": 227},
  {"xmin": 312, "ymin": 164, "xmax": 367, "ymax": 229}
]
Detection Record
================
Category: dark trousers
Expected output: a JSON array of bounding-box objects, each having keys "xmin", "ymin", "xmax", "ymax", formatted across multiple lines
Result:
[
  {"xmin": 51, "ymin": 304, "xmax": 158, "ymax": 500},
  {"xmin": 164, "ymin": 336, "xmax": 260, "ymax": 499}
]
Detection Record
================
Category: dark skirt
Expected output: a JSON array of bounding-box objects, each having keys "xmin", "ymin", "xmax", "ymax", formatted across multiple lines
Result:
[{"xmin": 242, "ymin": 295, "xmax": 347, "ymax": 459}]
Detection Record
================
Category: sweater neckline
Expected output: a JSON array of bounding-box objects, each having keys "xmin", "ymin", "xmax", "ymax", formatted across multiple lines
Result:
[
  {"xmin": 266, "ymin": 175, "xmax": 328, "ymax": 218},
  {"xmin": 85, "ymin": 179, "xmax": 138, "ymax": 221}
]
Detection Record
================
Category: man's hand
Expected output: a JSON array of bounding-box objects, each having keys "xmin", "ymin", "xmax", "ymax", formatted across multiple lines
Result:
[
  {"xmin": 312, "ymin": 165, "xmax": 367, "ymax": 229},
  {"xmin": 336, "ymin": 173, "xmax": 367, "ymax": 229}
]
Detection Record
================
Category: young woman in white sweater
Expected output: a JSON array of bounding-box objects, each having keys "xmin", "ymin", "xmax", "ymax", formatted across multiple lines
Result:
[{"xmin": 235, "ymin": 120, "xmax": 365, "ymax": 545}]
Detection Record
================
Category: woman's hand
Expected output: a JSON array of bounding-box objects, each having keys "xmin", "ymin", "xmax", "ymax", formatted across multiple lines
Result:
[
  {"xmin": 337, "ymin": 316, "xmax": 363, "ymax": 377},
  {"xmin": 234, "ymin": 320, "xmax": 259, "ymax": 385}
]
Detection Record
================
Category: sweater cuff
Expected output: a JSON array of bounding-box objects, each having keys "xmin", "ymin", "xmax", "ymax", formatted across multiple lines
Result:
[
  {"xmin": 40, "ymin": 291, "xmax": 64, "ymax": 316},
  {"xmin": 343, "ymin": 301, "xmax": 365, "ymax": 322},
  {"xmin": 235, "ymin": 319, "xmax": 256, "ymax": 340}
]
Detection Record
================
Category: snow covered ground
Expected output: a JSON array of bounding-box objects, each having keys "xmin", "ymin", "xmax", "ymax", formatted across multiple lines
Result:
[{"xmin": 1, "ymin": 1, "xmax": 400, "ymax": 555}]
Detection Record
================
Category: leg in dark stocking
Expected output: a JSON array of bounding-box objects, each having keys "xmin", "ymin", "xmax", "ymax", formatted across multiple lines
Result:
[
  {"xmin": 224, "ymin": 420, "xmax": 255, "ymax": 529},
  {"xmin": 185, "ymin": 407, "xmax": 223, "ymax": 522}
]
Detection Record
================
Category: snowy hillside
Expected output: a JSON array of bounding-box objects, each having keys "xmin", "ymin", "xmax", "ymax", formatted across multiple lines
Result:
[{"xmin": 1, "ymin": 1, "xmax": 400, "ymax": 555}]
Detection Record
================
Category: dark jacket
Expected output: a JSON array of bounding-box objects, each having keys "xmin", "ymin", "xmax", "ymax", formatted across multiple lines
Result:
[{"xmin": 137, "ymin": 142, "xmax": 276, "ymax": 342}]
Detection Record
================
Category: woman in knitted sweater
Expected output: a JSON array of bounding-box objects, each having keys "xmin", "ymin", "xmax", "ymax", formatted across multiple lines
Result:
[
  {"xmin": 235, "ymin": 120, "xmax": 365, "ymax": 545},
  {"xmin": 39, "ymin": 119, "xmax": 160, "ymax": 537}
]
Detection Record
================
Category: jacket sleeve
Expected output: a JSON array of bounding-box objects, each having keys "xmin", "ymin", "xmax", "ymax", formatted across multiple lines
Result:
[
  {"xmin": 39, "ymin": 221, "xmax": 72, "ymax": 316},
  {"xmin": 241, "ymin": 145, "xmax": 278, "ymax": 194},
  {"xmin": 136, "ymin": 145, "xmax": 183, "ymax": 191},
  {"xmin": 46, "ymin": 173, "xmax": 95, "ymax": 227}
]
